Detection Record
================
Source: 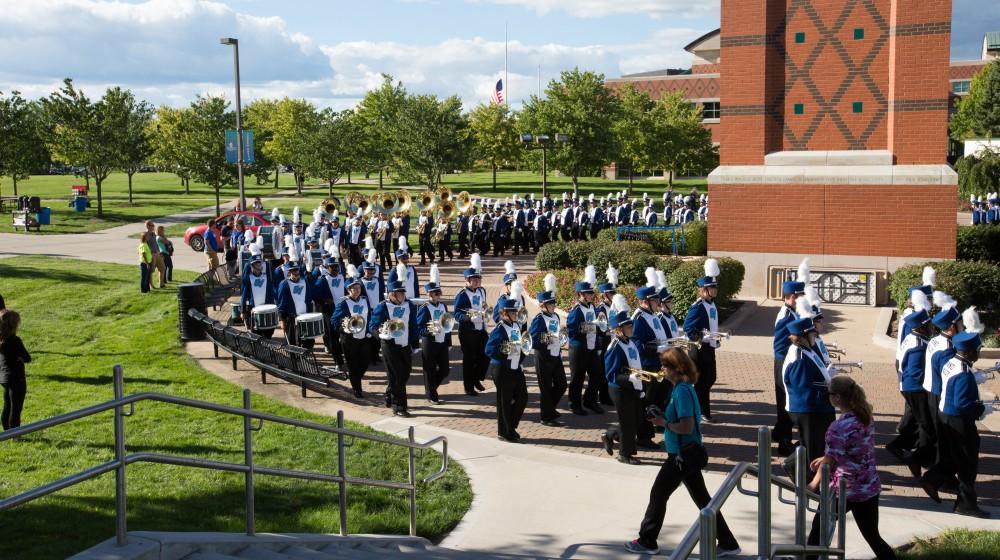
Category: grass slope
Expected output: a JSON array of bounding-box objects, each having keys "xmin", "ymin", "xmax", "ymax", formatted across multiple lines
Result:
[
  {"xmin": 901, "ymin": 529, "xmax": 1000, "ymax": 560},
  {"xmin": 0, "ymin": 257, "xmax": 471, "ymax": 559}
]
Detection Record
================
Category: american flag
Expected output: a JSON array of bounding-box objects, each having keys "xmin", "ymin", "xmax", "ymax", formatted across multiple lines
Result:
[{"xmin": 490, "ymin": 79, "xmax": 504, "ymax": 105}]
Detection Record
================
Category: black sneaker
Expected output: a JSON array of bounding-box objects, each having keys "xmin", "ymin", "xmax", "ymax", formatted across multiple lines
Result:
[
  {"xmin": 955, "ymin": 507, "xmax": 991, "ymax": 519},
  {"xmin": 394, "ymin": 410, "xmax": 412, "ymax": 418},
  {"xmin": 717, "ymin": 545, "xmax": 742, "ymax": 557},
  {"xmin": 618, "ymin": 455, "xmax": 641, "ymax": 465},
  {"xmin": 384, "ymin": 393, "xmax": 392, "ymax": 408},
  {"xmin": 625, "ymin": 539, "xmax": 659, "ymax": 554},
  {"xmin": 354, "ymin": 389, "xmax": 364, "ymax": 399},
  {"xmin": 636, "ymin": 439, "xmax": 659, "ymax": 450},
  {"xmin": 541, "ymin": 419, "xmax": 562, "ymax": 427},
  {"xmin": 474, "ymin": 382, "xmax": 486, "ymax": 391},
  {"xmin": 601, "ymin": 432, "xmax": 614, "ymax": 455},
  {"xmin": 571, "ymin": 407, "xmax": 589, "ymax": 416},
  {"xmin": 919, "ymin": 479, "xmax": 942, "ymax": 503},
  {"xmin": 777, "ymin": 441, "xmax": 795, "ymax": 456},
  {"xmin": 585, "ymin": 403, "xmax": 606, "ymax": 414},
  {"xmin": 465, "ymin": 389, "xmax": 479, "ymax": 396}
]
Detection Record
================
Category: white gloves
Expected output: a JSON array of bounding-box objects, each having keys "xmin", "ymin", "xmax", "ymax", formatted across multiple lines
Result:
[{"xmin": 628, "ymin": 373, "xmax": 644, "ymax": 391}]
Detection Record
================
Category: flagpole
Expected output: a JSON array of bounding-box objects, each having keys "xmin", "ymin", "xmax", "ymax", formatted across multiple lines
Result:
[{"xmin": 504, "ymin": 22, "xmax": 509, "ymax": 106}]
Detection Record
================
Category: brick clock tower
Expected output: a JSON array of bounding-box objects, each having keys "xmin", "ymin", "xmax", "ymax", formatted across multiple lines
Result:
[{"xmin": 709, "ymin": 0, "xmax": 957, "ymax": 302}]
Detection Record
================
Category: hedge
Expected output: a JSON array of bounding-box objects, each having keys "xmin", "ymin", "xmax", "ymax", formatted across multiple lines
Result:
[
  {"xmin": 667, "ymin": 257, "xmax": 746, "ymax": 313},
  {"xmin": 524, "ymin": 270, "xmax": 640, "ymax": 312},
  {"xmin": 888, "ymin": 260, "xmax": 1000, "ymax": 331},
  {"xmin": 957, "ymin": 225, "xmax": 1000, "ymax": 263},
  {"xmin": 595, "ymin": 222, "xmax": 707, "ymax": 256},
  {"xmin": 535, "ymin": 240, "xmax": 658, "ymax": 285}
]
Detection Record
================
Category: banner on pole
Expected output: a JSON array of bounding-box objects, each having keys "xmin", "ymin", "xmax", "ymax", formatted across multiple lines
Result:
[{"xmin": 225, "ymin": 129, "xmax": 255, "ymax": 164}]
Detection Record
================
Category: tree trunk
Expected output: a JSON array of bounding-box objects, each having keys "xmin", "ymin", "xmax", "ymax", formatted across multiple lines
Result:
[
  {"xmin": 328, "ymin": 180, "xmax": 334, "ymax": 198},
  {"xmin": 184, "ymin": 178, "xmax": 190, "ymax": 195},
  {"xmin": 12, "ymin": 175, "xmax": 17, "ymax": 196},
  {"xmin": 215, "ymin": 187, "xmax": 221, "ymax": 217},
  {"xmin": 627, "ymin": 163, "xmax": 634, "ymax": 196},
  {"xmin": 85, "ymin": 171, "xmax": 90, "ymax": 189},
  {"xmin": 347, "ymin": 171, "xmax": 351, "ymax": 184},
  {"xmin": 96, "ymin": 177, "xmax": 104, "ymax": 218},
  {"xmin": 572, "ymin": 174, "xmax": 579, "ymax": 199},
  {"xmin": 668, "ymin": 169, "xmax": 674, "ymax": 187},
  {"xmin": 127, "ymin": 171, "xmax": 134, "ymax": 204},
  {"xmin": 274, "ymin": 166, "xmax": 280, "ymax": 189},
  {"xmin": 492, "ymin": 162, "xmax": 497, "ymax": 191},
  {"xmin": 378, "ymin": 170, "xmax": 383, "ymax": 189}
]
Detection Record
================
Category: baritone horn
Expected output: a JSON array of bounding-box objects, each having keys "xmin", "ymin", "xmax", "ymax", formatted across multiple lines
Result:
[
  {"xmin": 428, "ymin": 312, "xmax": 456, "ymax": 335},
  {"xmin": 341, "ymin": 314, "xmax": 367, "ymax": 335},
  {"xmin": 379, "ymin": 318, "xmax": 406, "ymax": 338}
]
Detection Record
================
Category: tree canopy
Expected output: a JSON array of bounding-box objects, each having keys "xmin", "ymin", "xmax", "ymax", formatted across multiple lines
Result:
[
  {"xmin": 951, "ymin": 60, "xmax": 1000, "ymax": 141},
  {"xmin": 0, "ymin": 90, "xmax": 47, "ymax": 197}
]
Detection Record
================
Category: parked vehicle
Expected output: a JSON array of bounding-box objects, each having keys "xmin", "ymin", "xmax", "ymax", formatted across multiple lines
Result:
[{"xmin": 183, "ymin": 211, "xmax": 269, "ymax": 252}]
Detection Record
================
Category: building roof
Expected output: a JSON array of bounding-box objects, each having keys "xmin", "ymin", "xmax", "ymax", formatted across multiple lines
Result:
[
  {"xmin": 987, "ymin": 31, "xmax": 1000, "ymax": 50},
  {"xmin": 620, "ymin": 68, "xmax": 691, "ymax": 79},
  {"xmin": 684, "ymin": 29, "xmax": 721, "ymax": 54}
]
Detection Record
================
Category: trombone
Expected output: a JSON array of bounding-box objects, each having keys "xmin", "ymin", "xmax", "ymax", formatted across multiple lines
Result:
[
  {"xmin": 341, "ymin": 314, "xmax": 367, "ymax": 335},
  {"xmin": 831, "ymin": 361, "xmax": 864, "ymax": 374},
  {"xmin": 428, "ymin": 312, "xmax": 456, "ymax": 335},
  {"xmin": 379, "ymin": 318, "xmax": 406, "ymax": 338},
  {"xmin": 626, "ymin": 367, "xmax": 665, "ymax": 382},
  {"xmin": 702, "ymin": 329, "xmax": 731, "ymax": 342}
]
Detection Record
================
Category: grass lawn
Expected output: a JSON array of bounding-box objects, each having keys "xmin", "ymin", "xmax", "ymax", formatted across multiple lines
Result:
[
  {"xmin": 0, "ymin": 256, "xmax": 472, "ymax": 559},
  {"xmin": 900, "ymin": 529, "xmax": 1000, "ymax": 560},
  {"xmin": 4, "ymin": 170, "xmax": 704, "ymax": 236}
]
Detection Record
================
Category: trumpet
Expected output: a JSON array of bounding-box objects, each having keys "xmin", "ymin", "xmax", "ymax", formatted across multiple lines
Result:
[
  {"xmin": 626, "ymin": 367, "xmax": 665, "ymax": 382},
  {"xmin": 974, "ymin": 363, "xmax": 1000, "ymax": 384},
  {"xmin": 455, "ymin": 190, "xmax": 473, "ymax": 214},
  {"xmin": 428, "ymin": 312, "xmax": 456, "ymax": 335},
  {"xmin": 396, "ymin": 191, "xmax": 412, "ymax": 215},
  {"xmin": 826, "ymin": 341, "xmax": 846, "ymax": 359},
  {"xmin": 702, "ymin": 329, "xmax": 731, "ymax": 342},
  {"xmin": 379, "ymin": 318, "xmax": 406, "ymax": 338},
  {"xmin": 667, "ymin": 337, "xmax": 701, "ymax": 349},
  {"xmin": 831, "ymin": 361, "xmax": 864, "ymax": 373},
  {"xmin": 416, "ymin": 190, "xmax": 439, "ymax": 213},
  {"xmin": 341, "ymin": 314, "xmax": 367, "ymax": 335},
  {"xmin": 320, "ymin": 197, "xmax": 341, "ymax": 215},
  {"xmin": 500, "ymin": 336, "xmax": 533, "ymax": 355},
  {"xmin": 543, "ymin": 328, "xmax": 570, "ymax": 347}
]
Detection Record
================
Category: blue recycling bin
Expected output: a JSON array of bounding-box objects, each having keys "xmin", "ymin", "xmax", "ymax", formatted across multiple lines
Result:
[
  {"xmin": 36, "ymin": 207, "xmax": 51, "ymax": 225},
  {"xmin": 73, "ymin": 196, "xmax": 88, "ymax": 212}
]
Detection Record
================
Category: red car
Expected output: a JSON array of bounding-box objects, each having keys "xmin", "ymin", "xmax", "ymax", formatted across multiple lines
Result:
[{"xmin": 184, "ymin": 211, "xmax": 270, "ymax": 252}]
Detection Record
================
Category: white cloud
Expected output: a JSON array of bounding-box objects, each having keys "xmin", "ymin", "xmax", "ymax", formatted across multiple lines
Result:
[{"xmin": 476, "ymin": 0, "xmax": 718, "ymax": 19}]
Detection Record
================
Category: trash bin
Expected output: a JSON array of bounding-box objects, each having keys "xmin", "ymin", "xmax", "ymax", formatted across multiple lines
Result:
[
  {"xmin": 73, "ymin": 196, "xmax": 88, "ymax": 212},
  {"xmin": 36, "ymin": 207, "xmax": 51, "ymax": 225}
]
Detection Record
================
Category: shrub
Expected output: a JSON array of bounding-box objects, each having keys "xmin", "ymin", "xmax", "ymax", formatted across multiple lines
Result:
[
  {"xmin": 888, "ymin": 261, "xmax": 1000, "ymax": 330},
  {"xmin": 658, "ymin": 256, "xmax": 685, "ymax": 275},
  {"xmin": 596, "ymin": 228, "xmax": 618, "ymax": 243},
  {"xmin": 536, "ymin": 241, "xmax": 571, "ymax": 270},
  {"xmin": 957, "ymin": 225, "xmax": 1000, "ymax": 263},
  {"xmin": 566, "ymin": 240, "xmax": 596, "ymax": 268},
  {"xmin": 524, "ymin": 270, "xmax": 641, "ymax": 312},
  {"xmin": 667, "ymin": 257, "xmax": 746, "ymax": 313},
  {"xmin": 681, "ymin": 221, "xmax": 708, "ymax": 256},
  {"xmin": 597, "ymin": 222, "xmax": 707, "ymax": 256},
  {"xmin": 587, "ymin": 241, "xmax": 658, "ymax": 285}
]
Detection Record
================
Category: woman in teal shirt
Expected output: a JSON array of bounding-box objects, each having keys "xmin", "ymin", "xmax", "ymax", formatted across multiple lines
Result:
[{"xmin": 626, "ymin": 348, "xmax": 741, "ymax": 556}]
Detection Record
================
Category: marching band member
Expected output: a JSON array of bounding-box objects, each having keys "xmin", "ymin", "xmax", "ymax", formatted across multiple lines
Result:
[
  {"xmin": 590, "ymin": 196, "xmax": 605, "ymax": 239},
  {"xmin": 898, "ymin": 267, "xmax": 935, "ymax": 350},
  {"xmin": 314, "ymin": 256, "xmax": 346, "ymax": 370},
  {"xmin": 331, "ymin": 265, "xmax": 370, "ymax": 398},
  {"xmin": 888, "ymin": 305, "xmax": 935, "ymax": 477},
  {"xmin": 655, "ymin": 271, "xmax": 680, "ymax": 339},
  {"xmin": 643, "ymin": 199, "xmax": 657, "ymax": 226},
  {"xmin": 683, "ymin": 259, "xmax": 723, "ymax": 422},
  {"xmin": 240, "ymin": 254, "xmax": 276, "ymax": 339},
  {"xmin": 596, "ymin": 267, "xmax": 619, "ymax": 407},
  {"xmin": 773, "ymin": 263, "xmax": 806, "ymax": 455},
  {"xmin": 987, "ymin": 192, "xmax": 999, "ymax": 223},
  {"xmin": 576, "ymin": 199, "xmax": 591, "ymax": 240},
  {"xmin": 457, "ymin": 211, "xmax": 471, "ymax": 258},
  {"xmin": 417, "ymin": 210, "xmax": 435, "ymax": 265},
  {"xmin": 485, "ymin": 299, "xmax": 530, "ymax": 443},
  {"xmin": 886, "ymin": 288, "xmax": 931, "ymax": 463},
  {"xmin": 416, "ymin": 265, "xmax": 452, "ymax": 404},
  {"xmin": 529, "ymin": 274, "xmax": 568, "ymax": 427},
  {"xmin": 513, "ymin": 198, "xmax": 527, "ymax": 256},
  {"xmin": 566, "ymin": 268, "xmax": 604, "ymax": 416},
  {"xmin": 970, "ymin": 195, "xmax": 984, "ymax": 225},
  {"xmin": 436, "ymin": 219, "xmax": 453, "ymax": 262},
  {"xmin": 524, "ymin": 197, "xmax": 537, "ymax": 253},
  {"xmin": 454, "ymin": 254, "xmax": 490, "ymax": 395},
  {"xmin": 374, "ymin": 211, "xmax": 393, "ymax": 269},
  {"xmin": 387, "ymin": 237, "xmax": 420, "ymax": 300},
  {"xmin": 560, "ymin": 197, "xmax": 575, "ymax": 241},
  {"xmin": 600, "ymin": 295, "xmax": 645, "ymax": 464},
  {"xmin": 361, "ymin": 252, "xmax": 385, "ymax": 366},
  {"xmin": 275, "ymin": 261, "xmax": 315, "ymax": 349},
  {"xmin": 934, "ymin": 311, "xmax": 991, "ymax": 518},
  {"xmin": 368, "ymin": 279, "xmax": 419, "ymax": 418},
  {"xmin": 492, "ymin": 261, "xmax": 522, "ymax": 324},
  {"xmin": 698, "ymin": 195, "xmax": 709, "ymax": 221},
  {"xmin": 346, "ymin": 216, "xmax": 367, "ymax": 266},
  {"xmin": 781, "ymin": 309, "xmax": 835, "ymax": 471}
]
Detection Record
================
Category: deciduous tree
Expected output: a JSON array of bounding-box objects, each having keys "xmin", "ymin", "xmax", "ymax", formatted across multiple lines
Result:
[
  {"xmin": 0, "ymin": 91, "xmax": 47, "ymax": 197},
  {"xmin": 468, "ymin": 103, "xmax": 521, "ymax": 191}
]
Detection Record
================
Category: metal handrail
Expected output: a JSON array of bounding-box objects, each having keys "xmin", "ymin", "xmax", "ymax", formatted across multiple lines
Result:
[
  {"xmin": 669, "ymin": 427, "xmax": 846, "ymax": 560},
  {"xmin": 0, "ymin": 365, "xmax": 449, "ymax": 546},
  {"xmin": 616, "ymin": 223, "xmax": 688, "ymax": 255}
]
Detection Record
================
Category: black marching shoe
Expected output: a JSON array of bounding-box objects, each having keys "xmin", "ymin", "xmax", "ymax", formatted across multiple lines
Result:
[
  {"xmin": 571, "ymin": 407, "xmax": 589, "ymax": 416},
  {"xmin": 955, "ymin": 507, "xmax": 991, "ymax": 519},
  {"xmin": 618, "ymin": 455, "xmax": 641, "ymax": 465},
  {"xmin": 585, "ymin": 403, "xmax": 606, "ymax": 414},
  {"xmin": 601, "ymin": 432, "xmax": 614, "ymax": 456},
  {"xmin": 353, "ymin": 389, "xmax": 364, "ymax": 399},
  {"xmin": 384, "ymin": 393, "xmax": 393, "ymax": 408},
  {"xmin": 636, "ymin": 439, "xmax": 659, "ymax": 450},
  {"xmin": 474, "ymin": 381, "xmax": 486, "ymax": 391},
  {"xmin": 541, "ymin": 418, "xmax": 562, "ymax": 427},
  {"xmin": 919, "ymin": 479, "xmax": 942, "ymax": 504},
  {"xmin": 465, "ymin": 389, "xmax": 479, "ymax": 396},
  {"xmin": 394, "ymin": 409, "xmax": 412, "ymax": 418}
]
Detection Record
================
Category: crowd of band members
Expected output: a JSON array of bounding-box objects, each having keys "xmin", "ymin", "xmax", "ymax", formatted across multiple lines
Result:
[{"xmin": 969, "ymin": 192, "xmax": 1000, "ymax": 225}]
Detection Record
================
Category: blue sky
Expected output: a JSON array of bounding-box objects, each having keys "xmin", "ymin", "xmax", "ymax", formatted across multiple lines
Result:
[{"xmin": 0, "ymin": 0, "xmax": 995, "ymax": 110}]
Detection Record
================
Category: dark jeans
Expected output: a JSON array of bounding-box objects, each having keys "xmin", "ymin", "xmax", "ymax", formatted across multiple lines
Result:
[
  {"xmin": 139, "ymin": 262, "xmax": 151, "ymax": 293},
  {"xmin": 1, "ymin": 376, "xmax": 27, "ymax": 430},
  {"xmin": 490, "ymin": 363, "xmax": 527, "ymax": 439},
  {"xmin": 773, "ymin": 357, "xmax": 794, "ymax": 444},
  {"xmin": 163, "ymin": 254, "xmax": 174, "ymax": 282},
  {"xmin": 637, "ymin": 453, "xmax": 739, "ymax": 550},
  {"xmin": 534, "ymin": 350, "xmax": 567, "ymax": 421},
  {"xmin": 381, "ymin": 341, "xmax": 412, "ymax": 412},
  {"xmin": 567, "ymin": 345, "xmax": 601, "ymax": 409},
  {"xmin": 608, "ymin": 386, "xmax": 642, "ymax": 458},
  {"xmin": 808, "ymin": 494, "xmax": 896, "ymax": 560},
  {"xmin": 785, "ymin": 412, "xmax": 835, "ymax": 474}
]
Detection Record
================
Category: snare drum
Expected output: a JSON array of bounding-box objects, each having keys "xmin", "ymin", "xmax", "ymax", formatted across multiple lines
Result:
[
  {"xmin": 308, "ymin": 249, "xmax": 324, "ymax": 269},
  {"xmin": 252, "ymin": 304, "xmax": 279, "ymax": 330},
  {"xmin": 259, "ymin": 226, "xmax": 279, "ymax": 259},
  {"xmin": 296, "ymin": 312, "xmax": 326, "ymax": 339}
]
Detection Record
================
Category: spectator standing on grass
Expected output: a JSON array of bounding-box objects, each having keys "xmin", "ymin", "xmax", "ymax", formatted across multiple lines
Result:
[
  {"xmin": 204, "ymin": 218, "xmax": 220, "ymax": 270},
  {"xmin": 156, "ymin": 225, "xmax": 174, "ymax": 283},
  {"xmin": 144, "ymin": 220, "xmax": 165, "ymax": 288},
  {"xmin": 138, "ymin": 234, "xmax": 153, "ymax": 293},
  {"xmin": 252, "ymin": 196, "xmax": 264, "ymax": 212},
  {"xmin": 806, "ymin": 376, "xmax": 896, "ymax": 560},
  {"xmin": 0, "ymin": 310, "xmax": 30, "ymax": 431}
]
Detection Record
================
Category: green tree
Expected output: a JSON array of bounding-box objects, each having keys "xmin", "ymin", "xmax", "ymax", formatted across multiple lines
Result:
[
  {"xmin": 117, "ymin": 92, "xmax": 155, "ymax": 204},
  {"xmin": 468, "ymin": 102, "xmax": 521, "ymax": 191},
  {"xmin": 520, "ymin": 68, "xmax": 620, "ymax": 197},
  {"xmin": 264, "ymin": 97, "xmax": 319, "ymax": 195},
  {"xmin": 355, "ymin": 74, "xmax": 406, "ymax": 188},
  {"xmin": 951, "ymin": 60, "xmax": 1000, "ymax": 141},
  {"xmin": 0, "ymin": 91, "xmax": 48, "ymax": 197},
  {"xmin": 40, "ymin": 80, "xmax": 132, "ymax": 217},
  {"xmin": 391, "ymin": 94, "xmax": 470, "ymax": 189},
  {"xmin": 186, "ymin": 96, "xmax": 236, "ymax": 216},
  {"xmin": 244, "ymin": 98, "xmax": 279, "ymax": 187},
  {"xmin": 301, "ymin": 108, "xmax": 357, "ymax": 197},
  {"xmin": 612, "ymin": 84, "xmax": 657, "ymax": 194},
  {"xmin": 650, "ymin": 91, "xmax": 716, "ymax": 185},
  {"xmin": 149, "ymin": 105, "xmax": 195, "ymax": 193},
  {"xmin": 956, "ymin": 148, "xmax": 1000, "ymax": 199}
]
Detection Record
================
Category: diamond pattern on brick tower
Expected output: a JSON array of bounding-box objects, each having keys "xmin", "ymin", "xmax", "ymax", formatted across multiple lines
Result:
[{"xmin": 769, "ymin": 0, "xmax": 891, "ymax": 150}]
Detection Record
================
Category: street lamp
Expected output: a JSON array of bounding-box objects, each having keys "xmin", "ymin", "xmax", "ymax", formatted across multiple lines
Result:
[
  {"xmin": 220, "ymin": 37, "xmax": 246, "ymax": 212},
  {"xmin": 521, "ymin": 133, "xmax": 568, "ymax": 199}
]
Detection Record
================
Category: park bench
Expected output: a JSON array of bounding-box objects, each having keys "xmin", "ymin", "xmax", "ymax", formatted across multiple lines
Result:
[{"xmin": 195, "ymin": 264, "xmax": 240, "ymax": 310}]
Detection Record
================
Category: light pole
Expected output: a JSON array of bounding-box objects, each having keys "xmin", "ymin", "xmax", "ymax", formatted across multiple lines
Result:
[
  {"xmin": 521, "ymin": 133, "xmax": 568, "ymax": 199},
  {"xmin": 220, "ymin": 37, "xmax": 246, "ymax": 212}
]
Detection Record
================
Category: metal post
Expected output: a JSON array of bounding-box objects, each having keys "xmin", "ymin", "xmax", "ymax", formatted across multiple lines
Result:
[
  {"xmin": 337, "ymin": 411, "xmax": 348, "ymax": 536},
  {"xmin": 837, "ymin": 479, "xmax": 847, "ymax": 553},
  {"xmin": 231, "ymin": 40, "xmax": 246, "ymax": 212},
  {"xmin": 757, "ymin": 428, "xmax": 771, "ymax": 560},
  {"xmin": 819, "ymin": 464, "xmax": 830, "ymax": 559},
  {"xmin": 113, "ymin": 365, "xmax": 128, "ymax": 546},
  {"xmin": 408, "ymin": 426, "xmax": 417, "ymax": 537},
  {"xmin": 699, "ymin": 508, "xmax": 717, "ymax": 560},
  {"xmin": 794, "ymin": 446, "xmax": 808, "ymax": 545},
  {"xmin": 243, "ymin": 389, "xmax": 255, "ymax": 536}
]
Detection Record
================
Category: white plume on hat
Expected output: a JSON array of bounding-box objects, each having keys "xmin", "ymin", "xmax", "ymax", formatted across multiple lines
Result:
[
  {"xmin": 911, "ymin": 289, "xmax": 931, "ymax": 313},
  {"xmin": 643, "ymin": 192, "xmax": 649, "ymax": 199},
  {"xmin": 662, "ymin": 192, "xmax": 669, "ymax": 202},
  {"xmin": 511, "ymin": 280, "xmax": 524, "ymax": 303},
  {"xmin": 655, "ymin": 270, "xmax": 667, "ymax": 290},
  {"xmin": 933, "ymin": 290, "xmax": 957, "ymax": 310},
  {"xmin": 588, "ymin": 193, "xmax": 594, "ymax": 202},
  {"xmin": 271, "ymin": 208, "xmax": 280, "ymax": 221},
  {"xmin": 504, "ymin": 260, "xmax": 516, "ymax": 275},
  {"xmin": 806, "ymin": 284, "xmax": 822, "ymax": 309},
  {"xmin": 249, "ymin": 243, "xmax": 261, "ymax": 256},
  {"xmin": 324, "ymin": 239, "xmax": 335, "ymax": 253},
  {"xmin": 398, "ymin": 235, "xmax": 408, "ymax": 251},
  {"xmin": 970, "ymin": 194, "xmax": 977, "ymax": 204},
  {"xmin": 293, "ymin": 206, "xmax": 301, "ymax": 224},
  {"xmin": 544, "ymin": 273, "xmax": 557, "ymax": 295},
  {"xmin": 395, "ymin": 262, "xmax": 407, "ymax": 282},
  {"xmin": 798, "ymin": 258, "xmax": 811, "ymax": 282},
  {"xmin": 922, "ymin": 266, "xmax": 936, "ymax": 287},
  {"xmin": 365, "ymin": 236, "xmax": 374, "ymax": 251},
  {"xmin": 611, "ymin": 294, "xmax": 630, "ymax": 314},
  {"xmin": 704, "ymin": 258, "xmax": 721, "ymax": 279},
  {"xmin": 962, "ymin": 306, "xmax": 984, "ymax": 334},
  {"xmin": 332, "ymin": 209, "xmax": 339, "ymax": 219},
  {"xmin": 313, "ymin": 208, "xmax": 322, "ymax": 223},
  {"xmin": 306, "ymin": 224, "xmax": 315, "ymax": 239},
  {"xmin": 795, "ymin": 295, "xmax": 815, "ymax": 319},
  {"xmin": 346, "ymin": 263, "xmax": 358, "ymax": 279},
  {"xmin": 430, "ymin": 264, "xmax": 440, "ymax": 285},
  {"xmin": 366, "ymin": 244, "xmax": 377, "ymax": 265},
  {"xmin": 286, "ymin": 237, "xmax": 299, "ymax": 262},
  {"xmin": 584, "ymin": 265, "xmax": 597, "ymax": 285},
  {"xmin": 471, "ymin": 253, "xmax": 482, "ymax": 273},
  {"xmin": 331, "ymin": 243, "xmax": 341, "ymax": 259},
  {"xmin": 644, "ymin": 266, "xmax": 658, "ymax": 288},
  {"xmin": 255, "ymin": 235, "xmax": 264, "ymax": 250},
  {"xmin": 244, "ymin": 229, "xmax": 256, "ymax": 243},
  {"xmin": 606, "ymin": 263, "xmax": 619, "ymax": 286}
]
